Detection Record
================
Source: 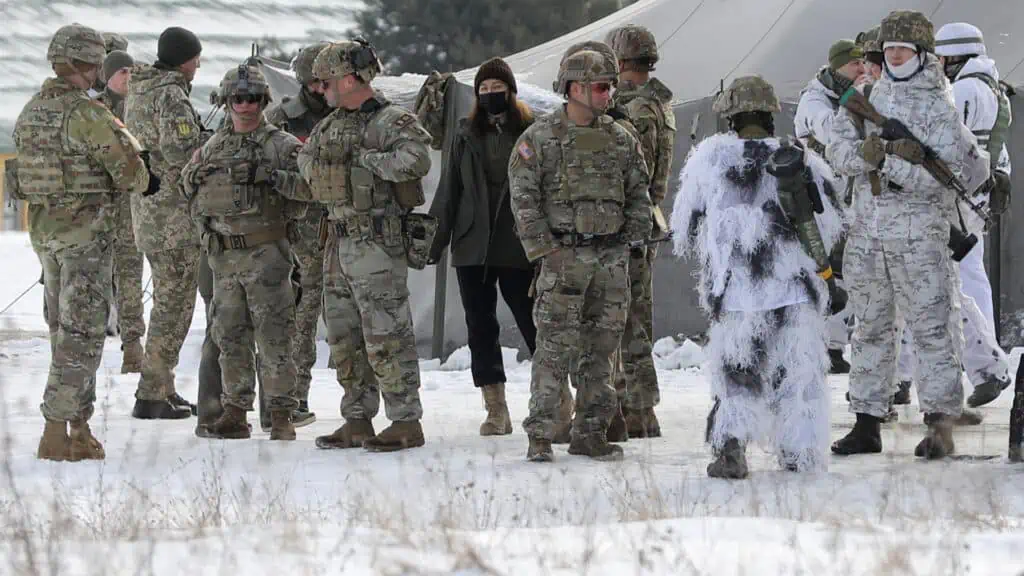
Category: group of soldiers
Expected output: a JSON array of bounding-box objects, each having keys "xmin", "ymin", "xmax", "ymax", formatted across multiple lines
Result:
[{"xmin": 7, "ymin": 8, "xmax": 1013, "ymax": 471}]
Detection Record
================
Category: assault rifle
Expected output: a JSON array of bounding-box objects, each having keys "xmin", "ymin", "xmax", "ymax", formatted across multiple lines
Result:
[{"xmin": 835, "ymin": 85, "xmax": 992, "ymax": 228}]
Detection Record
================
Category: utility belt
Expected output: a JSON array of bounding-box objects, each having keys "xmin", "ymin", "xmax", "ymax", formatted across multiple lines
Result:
[
  {"xmin": 330, "ymin": 212, "xmax": 437, "ymax": 270},
  {"xmin": 333, "ymin": 213, "xmax": 395, "ymax": 241},
  {"xmin": 205, "ymin": 226, "xmax": 287, "ymax": 256},
  {"xmin": 553, "ymin": 231, "xmax": 621, "ymax": 248}
]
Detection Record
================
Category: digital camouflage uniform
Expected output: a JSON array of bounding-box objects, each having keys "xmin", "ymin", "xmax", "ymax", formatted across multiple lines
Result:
[
  {"xmin": 605, "ymin": 25, "xmax": 676, "ymax": 437},
  {"xmin": 509, "ymin": 48, "xmax": 652, "ymax": 462},
  {"xmin": 827, "ymin": 11, "xmax": 990, "ymax": 458},
  {"xmin": 124, "ymin": 61, "xmax": 208, "ymax": 418},
  {"xmin": 182, "ymin": 65, "xmax": 309, "ymax": 440},
  {"xmin": 286, "ymin": 40, "xmax": 433, "ymax": 452},
  {"xmin": 261, "ymin": 41, "xmax": 332, "ymax": 420},
  {"xmin": 11, "ymin": 24, "xmax": 149, "ymax": 461}
]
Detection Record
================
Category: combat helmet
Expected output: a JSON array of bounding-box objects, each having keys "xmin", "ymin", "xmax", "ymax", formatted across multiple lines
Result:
[
  {"xmin": 935, "ymin": 22, "xmax": 986, "ymax": 57},
  {"xmin": 220, "ymin": 64, "xmax": 272, "ymax": 105},
  {"xmin": 47, "ymin": 24, "xmax": 106, "ymax": 68},
  {"xmin": 564, "ymin": 40, "xmax": 619, "ymax": 82},
  {"xmin": 879, "ymin": 10, "xmax": 935, "ymax": 53},
  {"xmin": 604, "ymin": 24, "xmax": 659, "ymax": 69},
  {"xmin": 712, "ymin": 75, "xmax": 781, "ymax": 117},
  {"xmin": 291, "ymin": 41, "xmax": 331, "ymax": 85},
  {"xmin": 312, "ymin": 38, "xmax": 382, "ymax": 84},
  {"xmin": 552, "ymin": 47, "xmax": 619, "ymax": 95},
  {"xmin": 102, "ymin": 32, "xmax": 128, "ymax": 54},
  {"xmin": 856, "ymin": 25, "xmax": 882, "ymax": 55}
]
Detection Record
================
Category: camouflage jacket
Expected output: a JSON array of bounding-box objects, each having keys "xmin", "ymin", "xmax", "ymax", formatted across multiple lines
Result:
[
  {"xmin": 828, "ymin": 54, "xmax": 989, "ymax": 241},
  {"xmin": 124, "ymin": 64, "xmax": 208, "ymax": 253},
  {"xmin": 97, "ymin": 86, "xmax": 126, "ymax": 120},
  {"xmin": 292, "ymin": 92, "xmax": 432, "ymax": 221},
  {"xmin": 507, "ymin": 107, "xmax": 652, "ymax": 262},
  {"xmin": 181, "ymin": 119, "xmax": 308, "ymax": 238},
  {"xmin": 613, "ymin": 77, "xmax": 676, "ymax": 207},
  {"xmin": 263, "ymin": 89, "xmax": 331, "ymax": 142},
  {"xmin": 13, "ymin": 77, "xmax": 148, "ymax": 252}
]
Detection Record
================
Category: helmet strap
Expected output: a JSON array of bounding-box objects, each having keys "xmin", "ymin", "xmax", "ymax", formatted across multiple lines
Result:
[{"xmin": 568, "ymin": 81, "xmax": 607, "ymax": 120}]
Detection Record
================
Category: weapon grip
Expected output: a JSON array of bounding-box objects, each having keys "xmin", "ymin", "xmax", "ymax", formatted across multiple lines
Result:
[{"xmin": 803, "ymin": 168, "xmax": 824, "ymax": 214}]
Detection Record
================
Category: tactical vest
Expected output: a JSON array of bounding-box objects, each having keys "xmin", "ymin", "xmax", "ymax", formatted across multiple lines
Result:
[
  {"xmin": 192, "ymin": 126, "xmax": 285, "ymax": 225},
  {"xmin": 960, "ymin": 72, "xmax": 1012, "ymax": 170},
  {"xmin": 309, "ymin": 99, "xmax": 424, "ymax": 213},
  {"xmin": 553, "ymin": 118, "xmax": 626, "ymax": 236},
  {"xmin": 13, "ymin": 91, "xmax": 112, "ymax": 203}
]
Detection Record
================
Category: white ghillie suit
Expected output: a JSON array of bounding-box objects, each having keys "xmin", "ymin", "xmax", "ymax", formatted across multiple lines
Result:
[{"xmin": 671, "ymin": 132, "xmax": 844, "ymax": 472}]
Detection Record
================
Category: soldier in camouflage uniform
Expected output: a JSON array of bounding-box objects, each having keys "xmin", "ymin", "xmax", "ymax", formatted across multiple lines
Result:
[
  {"xmin": 284, "ymin": 39, "xmax": 432, "ymax": 452},
  {"xmin": 508, "ymin": 46, "xmax": 652, "ymax": 462},
  {"xmin": 97, "ymin": 50, "xmax": 147, "ymax": 373},
  {"xmin": 10, "ymin": 24, "xmax": 149, "ymax": 461},
  {"xmin": 181, "ymin": 65, "xmax": 309, "ymax": 440},
  {"xmin": 604, "ymin": 24, "xmax": 676, "ymax": 439},
  {"xmin": 828, "ymin": 11, "xmax": 990, "ymax": 459},
  {"xmin": 124, "ymin": 26, "xmax": 208, "ymax": 420},
  {"xmin": 259, "ymin": 41, "xmax": 332, "ymax": 429}
]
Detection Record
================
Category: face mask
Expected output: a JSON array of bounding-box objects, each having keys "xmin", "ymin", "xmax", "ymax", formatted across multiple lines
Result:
[
  {"xmin": 943, "ymin": 60, "xmax": 967, "ymax": 81},
  {"xmin": 886, "ymin": 53, "xmax": 921, "ymax": 80},
  {"xmin": 479, "ymin": 91, "xmax": 509, "ymax": 115}
]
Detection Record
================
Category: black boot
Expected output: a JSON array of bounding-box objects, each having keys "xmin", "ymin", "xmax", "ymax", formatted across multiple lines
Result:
[
  {"xmin": 967, "ymin": 375, "xmax": 1010, "ymax": 408},
  {"xmin": 893, "ymin": 380, "xmax": 912, "ymax": 405},
  {"xmin": 167, "ymin": 392, "xmax": 197, "ymax": 416},
  {"xmin": 829, "ymin": 349, "xmax": 850, "ymax": 374},
  {"xmin": 915, "ymin": 413, "xmax": 955, "ymax": 459},
  {"xmin": 831, "ymin": 413, "xmax": 883, "ymax": 455},
  {"xmin": 132, "ymin": 399, "xmax": 191, "ymax": 420},
  {"xmin": 707, "ymin": 438, "xmax": 748, "ymax": 479}
]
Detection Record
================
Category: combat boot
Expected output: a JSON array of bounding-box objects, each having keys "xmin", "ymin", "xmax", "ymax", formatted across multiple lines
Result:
[
  {"xmin": 68, "ymin": 420, "xmax": 105, "ymax": 460},
  {"xmin": 269, "ymin": 409, "xmax": 296, "ymax": 441},
  {"xmin": 967, "ymin": 375, "xmax": 1010, "ymax": 408},
  {"xmin": 132, "ymin": 398, "xmax": 191, "ymax": 420},
  {"xmin": 831, "ymin": 413, "xmax": 883, "ymax": 455},
  {"xmin": 315, "ymin": 419, "xmax": 375, "ymax": 449},
  {"xmin": 37, "ymin": 420, "xmax": 71, "ymax": 462},
  {"xmin": 167, "ymin": 392, "xmax": 197, "ymax": 416},
  {"xmin": 568, "ymin": 432, "xmax": 624, "ymax": 462},
  {"xmin": 915, "ymin": 413, "xmax": 955, "ymax": 459},
  {"xmin": 707, "ymin": 438, "xmax": 748, "ymax": 479},
  {"xmin": 552, "ymin": 383, "xmax": 574, "ymax": 444},
  {"xmin": 479, "ymin": 383, "xmax": 512, "ymax": 436},
  {"xmin": 829, "ymin": 349, "xmax": 850, "ymax": 374},
  {"xmin": 625, "ymin": 407, "xmax": 661, "ymax": 438},
  {"xmin": 955, "ymin": 409, "xmax": 984, "ymax": 426},
  {"xmin": 893, "ymin": 380, "xmax": 912, "ymax": 405},
  {"xmin": 206, "ymin": 405, "xmax": 251, "ymax": 439},
  {"xmin": 606, "ymin": 404, "xmax": 628, "ymax": 443},
  {"xmin": 120, "ymin": 340, "xmax": 144, "ymax": 374},
  {"xmin": 527, "ymin": 437, "xmax": 554, "ymax": 462},
  {"xmin": 363, "ymin": 420, "xmax": 425, "ymax": 452},
  {"xmin": 292, "ymin": 401, "xmax": 316, "ymax": 428}
]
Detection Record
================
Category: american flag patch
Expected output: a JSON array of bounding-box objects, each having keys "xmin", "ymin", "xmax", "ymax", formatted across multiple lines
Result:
[{"xmin": 517, "ymin": 141, "xmax": 534, "ymax": 161}]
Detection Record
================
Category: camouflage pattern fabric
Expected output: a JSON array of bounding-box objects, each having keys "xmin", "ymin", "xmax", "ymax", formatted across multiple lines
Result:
[
  {"xmin": 712, "ymin": 75, "xmax": 781, "ymax": 117},
  {"xmin": 102, "ymin": 32, "xmax": 128, "ymax": 53},
  {"xmin": 605, "ymin": 24, "xmax": 659, "ymax": 62},
  {"xmin": 195, "ymin": 251, "xmax": 224, "ymax": 420},
  {"xmin": 828, "ymin": 54, "xmax": 984, "ymax": 418},
  {"xmin": 879, "ymin": 10, "xmax": 936, "ymax": 53},
  {"xmin": 413, "ymin": 71, "xmax": 454, "ymax": 150},
  {"xmin": 508, "ymin": 108, "xmax": 652, "ymax": 439}
]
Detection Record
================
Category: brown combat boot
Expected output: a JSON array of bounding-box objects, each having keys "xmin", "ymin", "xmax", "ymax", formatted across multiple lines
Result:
[
  {"xmin": 527, "ymin": 437, "xmax": 553, "ymax": 462},
  {"xmin": 269, "ymin": 409, "xmax": 296, "ymax": 441},
  {"xmin": 207, "ymin": 405, "xmax": 251, "ymax": 439},
  {"xmin": 915, "ymin": 413, "xmax": 955, "ymax": 459},
  {"xmin": 625, "ymin": 407, "xmax": 662, "ymax": 438},
  {"xmin": 480, "ymin": 383, "xmax": 513, "ymax": 436},
  {"xmin": 68, "ymin": 420, "xmax": 105, "ymax": 460},
  {"xmin": 37, "ymin": 420, "xmax": 71, "ymax": 462},
  {"xmin": 315, "ymin": 419, "xmax": 376, "ymax": 449},
  {"xmin": 568, "ymin": 432, "xmax": 624, "ymax": 462},
  {"xmin": 606, "ymin": 404, "xmax": 628, "ymax": 443},
  {"xmin": 552, "ymin": 382, "xmax": 574, "ymax": 444},
  {"xmin": 120, "ymin": 340, "xmax": 144, "ymax": 374},
  {"xmin": 363, "ymin": 420, "xmax": 425, "ymax": 452},
  {"xmin": 707, "ymin": 438, "xmax": 749, "ymax": 479}
]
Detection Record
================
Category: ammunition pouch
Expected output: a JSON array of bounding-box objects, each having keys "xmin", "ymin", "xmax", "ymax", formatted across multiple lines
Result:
[
  {"xmin": 561, "ymin": 126, "xmax": 625, "ymax": 236},
  {"xmin": 193, "ymin": 161, "xmax": 263, "ymax": 217},
  {"xmin": 309, "ymin": 157, "xmax": 349, "ymax": 204},
  {"xmin": 4, "ymin": 157, "xmax": 21, "ymax": 202},
  {"xmin": 350, "ymin": 165, "xmax": 375, "ymax": 211},
  {"xmin": 402, "ymin": 212, "xmax": 438, "ymax": 270},
  {"xmin": 394, "ymin": 179, "xmax": 425, "ymax": 209},
  {"xmin": 948, "ymin": 223, "xmax": 978, "ymax": 262}
]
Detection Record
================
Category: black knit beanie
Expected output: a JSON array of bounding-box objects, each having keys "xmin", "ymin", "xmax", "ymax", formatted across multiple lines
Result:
[
  {"xmin": 474, "ymin": 57, "xmax": 517, "ymax": 93},
  {"xmin": 157, "ymin": 27, "xmax": 202, "ymax": 67}
]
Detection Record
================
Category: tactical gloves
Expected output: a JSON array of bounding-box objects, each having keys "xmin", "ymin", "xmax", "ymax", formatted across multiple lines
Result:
[
  {"xmin": 885, "ymin": 139, "xmax": 925, "ymax": 165},
  {"xmin": 821, "ymin": 269, "xmax": 848, "ymax": 315},
  {"xmin": 861, "ymin": 134, "xmax": 886, "ymax": 169},
  {"xmin": 139, "ymin": 151, "xmax": 161, "ymax": 196}
]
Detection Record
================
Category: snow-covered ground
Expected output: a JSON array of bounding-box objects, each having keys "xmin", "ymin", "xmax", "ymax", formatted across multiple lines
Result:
[{"xmin": 2, "ymin": 232, "xmax": 1024, "ymax": 575}]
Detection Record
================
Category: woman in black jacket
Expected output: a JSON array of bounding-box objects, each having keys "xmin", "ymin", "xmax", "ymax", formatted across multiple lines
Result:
[{"xmin": 429, "ymin": 58, "xmax": 568, "ymax": 437}]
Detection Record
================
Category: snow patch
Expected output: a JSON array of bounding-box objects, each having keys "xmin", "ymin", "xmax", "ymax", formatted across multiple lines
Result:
[{"xmin": 653, "ymin": 335, "xmax": 705, "ymax": 371}]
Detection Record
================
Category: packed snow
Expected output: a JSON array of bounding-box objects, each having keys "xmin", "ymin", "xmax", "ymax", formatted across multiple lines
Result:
[{"xmin": 2, "ymin": 231, "xmax": 1024, "ymax": 575}]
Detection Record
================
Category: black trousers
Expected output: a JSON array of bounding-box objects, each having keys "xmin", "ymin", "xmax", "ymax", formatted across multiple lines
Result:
[{"xmin": 455, "ymin": 265, "xmax": 536, "ymax": 387}]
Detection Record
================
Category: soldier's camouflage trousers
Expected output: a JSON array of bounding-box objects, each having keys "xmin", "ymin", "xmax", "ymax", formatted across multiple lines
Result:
[
  {"xmin": 38, "ymin": 237, "xmax": 113, "ymax": 422},
  {"xmin": 524, "ymin": 245, "xmax": 628, "ymax": 440},
  {"xmin": 196, "ymin": 252, "xmax": 223, "ymax": 420},
  {"xmin": 845, "ymin": 228, "xmax": 964, "ymax": 418},
  {"xmin": 113, "ymin": 193, "xmax": 145, "ymax": 343},
  {"xmin": 323, "ymin": 232, "xmax": 422, "ymax": 422},
  {"xmin": 209, "ymin": 239, "xmax": 298, "ymax": 411},
  {"xmin": 135, "ymin": 246, "xmax": 199, "ymax": 401},
  {"xmin": 289, "ymin": 211, "xmax": 325, "ymax": 402},
  {"xmin": 612, "ymin": 243, "xmax": 659, "ymax": 410}
]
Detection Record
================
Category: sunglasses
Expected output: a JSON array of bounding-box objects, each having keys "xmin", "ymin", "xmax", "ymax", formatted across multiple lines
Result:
[
  {"xmin": 233, "ymin": 94, "xmax": 261, "ymax": 105},
  {"xmin": 590, "ymin": 83, "xmax": 613, "ymax": 94}
]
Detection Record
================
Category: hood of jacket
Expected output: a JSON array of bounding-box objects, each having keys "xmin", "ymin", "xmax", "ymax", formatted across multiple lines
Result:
[{"xmin": 957, "ymin": 55, "xmax": 1000, "ymax": 82}]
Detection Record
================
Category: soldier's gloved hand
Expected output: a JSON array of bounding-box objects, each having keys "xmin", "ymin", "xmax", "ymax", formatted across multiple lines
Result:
[
  {"xmin": 139, "ymin": 151, "xmax": 161, "ymax": 196},
  {"xmin": 861, "ymin": 134, "xmax": 886, "ymax": 169},
  {"xmin": 826, "ymin": 275, "xmax": 848, "ymax": 315},
  {"xmin": 630, "ymin": 245, "xmax": 646, "ymax": 260},
  {"xmin": 885, "ymin": 139, "xmax": 925, "ymax": 165}
]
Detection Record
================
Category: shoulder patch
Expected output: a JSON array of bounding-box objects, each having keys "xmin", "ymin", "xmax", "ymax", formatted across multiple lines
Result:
[
  {"xmin": 517, "ymin": 140, "xmax": 535, "ymax": 162},
  {"xmin": 177, "ymin": 122, "xmax": 193, "ymax": 137},
  {"xmin": 394, "ymin": 113, "xmax": 416, "ymax": 129}
]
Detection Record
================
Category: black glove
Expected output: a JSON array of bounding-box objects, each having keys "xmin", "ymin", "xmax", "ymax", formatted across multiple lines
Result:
[
  {"xmin": 290, "ymin": 259, "xmax": 302, "ymax": 306},
  {"xmin": 139, "ymin": 151, "xmax": 160, "ymax": 196},
  {"xmin": 826, "ymin": 276, "xmax": 848, "ymax": 315}
]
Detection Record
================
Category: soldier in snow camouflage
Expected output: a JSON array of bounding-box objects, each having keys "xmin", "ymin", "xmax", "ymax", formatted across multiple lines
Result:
[
  {"xmin": 509, "ymin": 46, "xmax": 652, "ymax": 463},
  {"xmin": 124, "ymin": 26, "xmax": 208, "ymax": 420},
  {"xmin": 12, "ymin": 23, "xmax": 149, "ymax": 461},
  {"xmin": 605, "ymin": 24, "xmax": 676, "ymax": 440}
]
